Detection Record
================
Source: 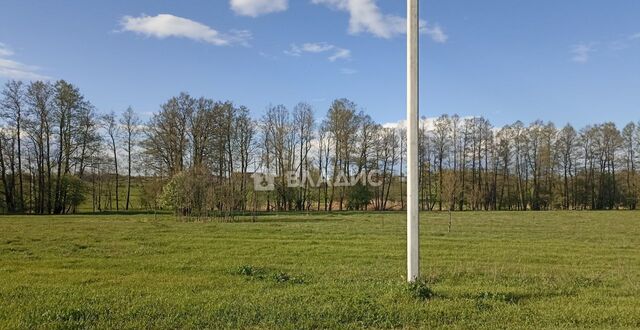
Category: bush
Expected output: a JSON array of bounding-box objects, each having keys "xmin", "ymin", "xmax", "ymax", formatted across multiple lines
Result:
[
  {"xmin": 159, "ymin": 168, "xmax": 213, "ymax": 217},
  {"xmin": 407, "ymin": 277, "xmax": 435, "ymax": 300},
  {"xmin": 62, "ymin": 175, "xmax": 86, "ymax": 210},
  {"xmin": 347, "ymin": 182, "xmax": 372, "ymax": 210}
]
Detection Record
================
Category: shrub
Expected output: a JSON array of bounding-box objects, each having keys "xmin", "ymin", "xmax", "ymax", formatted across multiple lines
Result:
[{"xmin": 407, "ymin": 277, "xmax": 435, "ymax": 300}]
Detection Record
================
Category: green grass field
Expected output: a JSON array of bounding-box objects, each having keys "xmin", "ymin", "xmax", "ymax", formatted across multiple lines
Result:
[{"xmin": 1, "ymin": 212, "xmax": 639, "ymax": 329}]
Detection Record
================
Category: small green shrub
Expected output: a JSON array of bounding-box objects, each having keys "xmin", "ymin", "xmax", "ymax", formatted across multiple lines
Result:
[{"xmin": 407, "ymin": 278, "xmax": 435, "ymax": 300}]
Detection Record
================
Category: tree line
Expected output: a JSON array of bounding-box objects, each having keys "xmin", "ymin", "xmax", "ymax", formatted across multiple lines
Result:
[{"xmin": 1, "ymin": 79, "xmax": 639, "ymax": 215}]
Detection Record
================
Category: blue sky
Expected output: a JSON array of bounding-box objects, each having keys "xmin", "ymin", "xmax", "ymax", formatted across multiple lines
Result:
[{"xmin": 1, "ymin": 0, "xmax": 639, "ymax": 127}]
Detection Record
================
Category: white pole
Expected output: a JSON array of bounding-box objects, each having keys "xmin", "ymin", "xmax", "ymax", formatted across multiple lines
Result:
[{"xmin": 406, "ymin": 0, "xmax": 420, "ymax": 282}]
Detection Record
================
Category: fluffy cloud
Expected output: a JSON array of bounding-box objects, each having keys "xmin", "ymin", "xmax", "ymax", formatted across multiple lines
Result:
[
  {"xmin": 285, "ymin": 42, "xmax": 351, "ymax": 61},
  {"xmin": 328, "ymin": 48, "xmax": 351, "ymax": 61},
  {"xmin": 120, "ymin": 14, "xmax": 251, "ymax": 46},
  {"xmin": 312, "ymin": 0, "xmax": 403, "ymax": 38},
  {"xmin": 571, "ymin": 43, "xmax": 595, "ymax": 63},
  {"xmin": 0, "ymin": 43, "xmax": 14, "ymax": 57},
  {"xmin": 312, "ymin": 0, "xmax": 447, "ymax": 42},
  {"xmin": 294, "ymin": 42, "xmax": 335, "ymax": 53},
  {"xmin": 420, "ymin": 22, "xmax": 448, "ymax": 43},
  {"xmin": 0, "ymin": 43, "xmax": 50, "ymax": 80},
  {"xmin": 230, "ymin": 0, "xmax": 288, "ymax": 17}
]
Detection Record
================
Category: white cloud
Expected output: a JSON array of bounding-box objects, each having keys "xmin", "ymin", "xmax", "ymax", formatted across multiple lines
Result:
[
  {"xmin": 340, "ymin": 68, "xmax": 357, "ymax": 75},
  {"xmin": 312, "ymin": 0, "xmax": 447, "ymax": 42},
  {"xmin": 571, "ymin": 43, "xmax": 595, "ymax": 63},
  {"xmin": 285, "ymin": 42, "xmax": 351, "ymax": 61},
  {"xmin": 0, "ymin": 43, "xmax": 50, "ymax": 80},
  {"xmin": 420, "ymin": 22, "xmax": 448, "ymax": 43},
  {"xmin": 312, "ymin": 0, "xmax": 401, "ymax": 38},
  {"xmin": 383, "ymin": 116, "xmax": 480, "ymax": 131},
  {"xmin": 609, "ymin": 39, "xmax": 629, "ymax": 51},
  {"xmin": 0, "ymin": 43, "xmax": 14, "ymax": 57},
  {"xmin": 299, "ymin": 42, "xmax": 335, "ymax": 53},
  {"xmin": 328, "ymin": 48, "xmax": 351, "ymax": 61},
  {"xmin": 604, "ymin": 32, "xmax": 640, "ymax": 52},
  {"xmin": 119, "ymin": 14, "xmax": 251, "ymax": 46},
  {"xmin": 258, "ymin": 51, "xmax": 278, "ymax": 60},
  {"xmin": 230, "ymin": 0, "xmax": 288, "ymax": 17},
  {"xmin": 383, "ymin": 118, "xmax": 435, "ymax": 131}
]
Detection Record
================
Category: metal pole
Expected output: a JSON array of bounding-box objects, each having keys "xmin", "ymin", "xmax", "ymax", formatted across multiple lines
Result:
[{"xmin": 406, "ymin": 0, "xmax": 420, "ymax": 282}]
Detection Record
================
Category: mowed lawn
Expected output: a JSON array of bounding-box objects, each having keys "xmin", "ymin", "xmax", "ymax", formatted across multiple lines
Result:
[{"xmin": 1, "ymin": 212, "xmax": 639, "ymax": 329}]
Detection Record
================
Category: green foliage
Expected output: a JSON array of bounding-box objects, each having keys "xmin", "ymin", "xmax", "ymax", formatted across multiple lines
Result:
[
  {"xmin": 159, "ymin": 169, "xmax": 213, "ymax": 217},
  {"xmin": 62, "ymin": 175, "xmax": 86, "ymax": 209},
  {"xmin": 347, "ymin": 182, "xmax": 372, "ymax": 210},
  {"xmin": 407, "ymin": 277, "xmax": 435, "ymax": 300},
  {"xmin": 158, "ymin": 172, "xmax": 183, "ymax": 210}
]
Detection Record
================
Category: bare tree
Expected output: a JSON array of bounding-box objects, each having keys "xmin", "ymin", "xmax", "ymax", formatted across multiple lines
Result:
[
  {"xmin": 102, "ymin": 112, "xmax": 120, "ymax": 211},
  {"xmin": 557, "ymin": 124, "xmax": 577, "ymax": 209},
  {"xmin": 433, "ymin": 115, "xmax": 450, "ymax": 210},
  {"xmin": 1, "ymin": 80, "xmax": 25, "ymax": 211},
  {"xmin": 293, "ymin": 102, "xmax": 315, "ymax": 210},
  {"xmin": 234, "ymin": 106, "xmax": 255, "ymax": 211},
  {"xmin": 24, "ymin": 81, "xmax": 54, "ymax": 213},
  {"xmin": 120, "ymin": 107, "xmax": 140, "ymax": 210}
]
